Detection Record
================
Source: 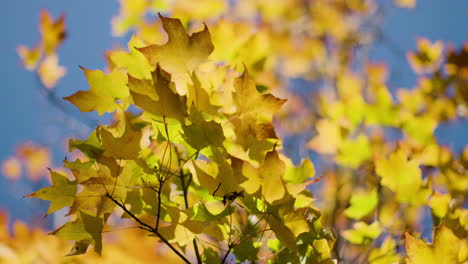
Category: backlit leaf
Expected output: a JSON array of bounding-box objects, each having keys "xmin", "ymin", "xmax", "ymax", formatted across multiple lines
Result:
[
  {"xmin": 405, "ymin": 225, "xmax": 461, "ymax": 264},
  {"xmin": 64, "ymin": 67, "xmax": 128, "ymax": 115},
  {"xmin": 24, "ymin": 170, "xmax": 76, "ymax": 216},
  {"xmin": 344, "ymin": 189, "xmax": 378, "ymax": 220},
  {"xmin": 260, "ymin": 150, "xmax": 286, "ymax": 204},
  {"xmin": 52, "ymin": 210, "xmax": 103, "ymax": 255},
  {"xmin": 37, "ymin": 53, "xmax": 66, "ymax": 89},
  {"xmin": 138, "ymin": 14, "xmax": 214, "ymax": 92},
  {"xmin": 375, "ymin": 150, "xmax": 429, "ymax": 204},
  {"xmin": 343, "ymin": 221, "xmax": 382, "ymax": 245}
]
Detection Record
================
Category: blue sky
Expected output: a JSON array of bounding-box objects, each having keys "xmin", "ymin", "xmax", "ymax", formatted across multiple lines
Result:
[{"xmin": 1, "ymin": 0, "xmax": 467, "ymax": 227}]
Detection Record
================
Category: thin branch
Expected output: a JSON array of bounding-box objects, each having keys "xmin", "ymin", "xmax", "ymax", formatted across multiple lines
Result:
[
  {"xmin": 106, "ymin": 193, "xmax": 191, "ymax": 264},
  {"xmin": 155, "ymin": 178, "xmax": 164, "ymax": 231},
  {"xmin": 221, "ymin": 246, "xmax": 232, "ymax": 264},
  {"xmin": 106, "ymin": 193, "xmax": 154, "ymax": 232},
  {"xmin": 177, "ymin": 149, "xmax": 202, "ymax": 264}
]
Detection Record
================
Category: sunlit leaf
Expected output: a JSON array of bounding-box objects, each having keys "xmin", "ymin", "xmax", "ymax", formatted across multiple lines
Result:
[
  {"xmin": 138, "ymin": 14, "xmax": 214, "ymax": 93},
  {"xmin": 52, "ymin": 210, "xmax": 103, "ymax": 255},
  {"xmin": 24, "ymin": 170, "xmax": 76, "ymax": 215},
  {"xmin": 16, "ymin": 44, "xmax": 42, "ymax": 71},
  {"xmin": 343, "ymin": 221, "xmax": 382, "ymax": 245},
  {"xmin": 405, "ymin": 225, "xmax": 462, "ymax": 264},
  {"xmin": 37, "ymin": 53, "xmax": 66, "ymax": 89},
  {"xmin": 375, "ymin": 150, "xmax": 429, "ymax": 204},
  {"xmin": 1, "ymin": 157, "xmax": 22, "ymax": 181},
  {"xmin": 39, "ymin": 9, "xmax": 66, "ymax": 54},
  {"xmin": 64, "ymin": 67, "xmax": 128, "ymax": 115},
  {"xmin": 344, "ymin": 189, "xmax": 378, "ymax": 220}
]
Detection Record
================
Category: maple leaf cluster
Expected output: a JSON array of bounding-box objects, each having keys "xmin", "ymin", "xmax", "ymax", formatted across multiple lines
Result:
[{"xmin": 3, "ymin": 0, "xmax": 468, "ymax": 263}]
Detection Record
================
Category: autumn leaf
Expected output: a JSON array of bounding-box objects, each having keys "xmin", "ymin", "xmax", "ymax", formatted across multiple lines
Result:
[
  {"xmin": 17, "ymin": 44, "xmax": 42, "ymax": 71},
  {"xmin": 405, "ymin": 225, "xmax": 463, "ymax": 264},
  {"xmin": 284, "ymin": 158, "xmax": 315, "ymax": 185},
  {"xmin": 64, "ymin": 67, "xmax": 128, "ymax": 115},
  {"xmin": 394, "ymin": 0, "xmax": 416, "ymax": 9},
  {"xmin": 407, "ymin": 38, "xmax": 443, "ymax": 74},
  {"xmin": 368, "ymin": 237, "xmax": 399, "ymax": 264},
  {"xmin": 375, "ymin": 150, "xmax": 429, "ymax": 204},
  {"xmin": 37, "ymin": 53, "xmax": 67, "ymax": 89},
  {"xmin": 267, "ymin": 214, "xmax": 297, "ymax": 252},
  {"xmin": 343, "ymin": 221, "xmax": 382, "ymax": 245},
  {"xmin": 15, "ymin": 142, "xmax": 51, "ymax": 181},
  {"xmin": 336, "ymin": 134, "xmax": 372, "ymax": 168},
  {"xmin": 111, "ymin": 0, "xmax": 152, "ymax": 36},
  {"xmin": 182, "ymin": 105, "xmax": 225, "ymax": 151},
  {"xmin": 260, "ymin": 150, "xmax": 286, "ymax": 204},
  {"xmin": 171, "ymin": 0, "xmax": 226, "ymax": 21},
  {"xmin": 1, "ymin": 157, "xmax": 22, "ymax": 180},
  {"xmin": 24, "ymin": 170, "xmax": 77, "ymax": 216},
  {"xmin": 52, "ymin": 210, "xmax": 103, "ymax": 255},
  {"xmin": 106, "ymin": 35, "xmax": 152, "ymax": 79},
  {"xmin": 228, "ymin": 70, "xmax": 286, "ymax": 162},
  {"xmin": 138, "ymin": 14, "xmax": 214, "ymax": 93},
  {"xmin": 99, "ymin": 114, "xmax": 143, "ymax": 160},
  {"xmin": 39, "ymin": 9, "xmax": 66, "ymax": 54},
  {"xmin": 129, "ymin": 65, "xmax": 187, "ymax": 122},
  {"xmin": 344, "ymin": 189, "xmax": 378, "ymax": 220},
  {"xmin": 186, "ymin": 71, "xmax": 220, "ymax": 116},
  {"xmin": 307, "ymin": 119, "xmax": 342, "ymax": 154}
]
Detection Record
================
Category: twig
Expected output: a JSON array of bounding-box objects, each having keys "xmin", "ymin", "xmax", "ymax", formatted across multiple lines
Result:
[
  {"xmin": 177, "ymin": 149, "xmax": 202, "ymax": 264},
  {"xmin": 221, "ymin": 246, "xmax": 232, "ymax": 264},
  {"xmin": 106, "ymin": 193, "xmax": 191, "ymax": 264},
  {"xmin": 155, "ymin": 178, "xmax": 163, "ymax": 231}
]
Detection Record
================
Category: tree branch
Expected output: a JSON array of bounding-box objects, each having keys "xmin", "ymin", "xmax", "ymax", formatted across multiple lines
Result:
[
  {"xmin": 106, "ymin": 193, "xmax": 191, "ymax": 264},
  {"xmin": 177, "ymin": 149, "xmax": 202, "ymax": 264}
]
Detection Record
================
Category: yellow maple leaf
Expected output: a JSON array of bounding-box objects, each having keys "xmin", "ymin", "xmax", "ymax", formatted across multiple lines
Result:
[
  {"xmin": 405, "ymin": 225, "xmax": 464, "ymax": 264},
  {"xmin": 64, "ymin": 67, "xmax": 128, "ymax": 115},
  {"xmin": 39, "ymin": 9, "xmax": 66, "ymax": 54},
  {"xmin": 407, "ymin": 38, "xmax": 443, "ymax": 74},
  {"xmin": 1, "ymin": 157, "xmax": 22, "ymax": 180},
  {"xmin": 37, "ymin": 54, "xmax": 67, "ymax": 89},
  {"xmin": 138, "ymin": 14, "xmax": 214, "ymax": 93},
  {"xmin": 129, "ymin": 66, "xmax": 187, "ymax": 122},
  {"xmin": 16, "ymin": 44, "xmax": 42, "ymax": 71},
  {"xmin": 375, "ymin": 150, "xmax": 429, "ymax": 204},
  {"xmin": 260, "ymin": 150, "xmax": 286, "ymax": 204},
  {"xmin": 394, "ymin": 0, "xmax": 416, "ymax": 9},
  {"xmin": 24, "ymin": 170, "xmax": 76, "ymax": 216}
]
